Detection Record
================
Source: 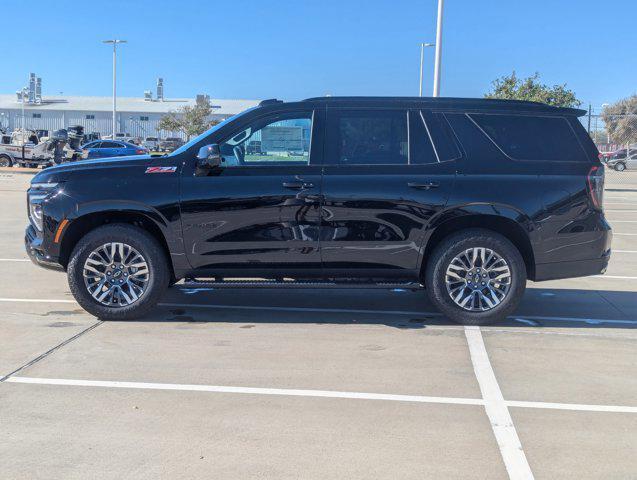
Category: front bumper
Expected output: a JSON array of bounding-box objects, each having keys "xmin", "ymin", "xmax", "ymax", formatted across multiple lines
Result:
[{"xmin": 25, "ymin": 225, "xmax": 64, "ymax": 271}]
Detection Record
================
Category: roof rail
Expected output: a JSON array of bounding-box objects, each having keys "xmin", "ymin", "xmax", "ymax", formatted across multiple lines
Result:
[{"xmin": 259, "ymin": 98, "xmax": 283, "ymax": 106}]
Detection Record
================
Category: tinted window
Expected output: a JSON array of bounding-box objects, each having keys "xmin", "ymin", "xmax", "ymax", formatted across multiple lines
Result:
[
  {"xmin": 327, "ymin": 110, "xmax": 408, "ymax": 165},
  {"xmin": 100, "ymin": 141, "xmax": 120, "ymax": 148},
  {"xmin": 469, "ymin": 113, "xmax": 586, "ymax": 162},
  {"xmin": 409, "ymin": 111, "xmax": 437, "ymax": 164},
  {"xmin": 429, "ymin": 112, "xmax": 462, "ymax": 161},
  {"xmin": 87, "ymin": 142, "xmax": 101, "ymax": 148},
  {"xmin": 220, "ymin": 112, "xmax": 312, "ymax": 167}
]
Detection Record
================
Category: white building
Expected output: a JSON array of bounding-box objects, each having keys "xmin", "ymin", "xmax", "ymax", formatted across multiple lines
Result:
[{"xmin": 0, "ymin": 93, "xmax": 259, "ymax": 140}]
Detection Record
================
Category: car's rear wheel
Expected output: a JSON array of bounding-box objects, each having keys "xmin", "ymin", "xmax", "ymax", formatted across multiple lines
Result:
[
  {"xmin": 425, "ymin": 229, "xmax": 526, "ymax": 325},
  {"xmin": 67, "ymin": 224, "xmax": 169, "ymax": 320},
  {"xmin": 0, "ymin": 154, "xmax": 12, "ymax": 167},
  {"xmin": 614, "ymin": 162, "xmax": 626, "ymax": 171}
]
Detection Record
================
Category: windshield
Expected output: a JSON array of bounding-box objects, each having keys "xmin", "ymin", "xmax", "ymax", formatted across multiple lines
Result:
[{"xmin": 170, "ymin": 107, "xmax": 258, "ymax": 156}]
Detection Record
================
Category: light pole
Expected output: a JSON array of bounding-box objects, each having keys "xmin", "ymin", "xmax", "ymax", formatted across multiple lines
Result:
[
  {"xmin": 102, "ymin": 39, "xmax": 127, "ymax": 138},
  {"xmin": 432, "ymin": 0, "xmax": 444, "ymax": 97},
  {"xmin": 419, "ymin": 43, "xmax": 435, "ymax": 97}
]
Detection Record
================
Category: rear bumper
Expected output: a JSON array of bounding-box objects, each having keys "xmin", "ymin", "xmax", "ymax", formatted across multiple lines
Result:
[
  {"xmin": 534, "ymin": 256, "xmax": 610, "ymax": 282},
  {"xmin": 25, "ymin": 225, "xmax": 64, "ymax": 272}
]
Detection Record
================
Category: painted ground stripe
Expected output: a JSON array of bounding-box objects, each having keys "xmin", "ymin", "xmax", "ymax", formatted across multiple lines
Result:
[
  {"xmin": 594, "ymin": 275, "xmax": 637, "ymax": 279},
  {"xmin": 614, "ymin": 233, "xmax": 637, "ymax": 236},
  {"xmin": 505, "ymin": 400, "xmax": 637, "ymax": 414},
  {"xmin": 605, "ymin": 210, "xmax": 637, "ymax": 212},
  {"xmin": 0, "ymin": 298, "xmax": 636, "ymax": 325},
  {"xmin": 614, "ymin": 250, "xmax": 637, "ymax": 253},
  {"xmin": 3, "ymin": 377, "xmax": 484, "ymax": 406},
  {"xmin": 0, "ymin": 258, "xmax": 29, "ymax": 262},
  {"xmin": 465, "ymin": 326, "xmax": 534, "ymax": 480},
  {"xmin": 5, "ymin": 376, "xmax": 637, "ymax": 414}
]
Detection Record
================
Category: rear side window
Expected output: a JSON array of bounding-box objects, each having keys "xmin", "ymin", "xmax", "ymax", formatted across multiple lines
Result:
[
  {"xmin": 326, "ymin": 110, "xmax": 408, "ymax": 165},
  {"xmin": 469, "ymin": 113, "xmax": 586, "ymax": 162}
]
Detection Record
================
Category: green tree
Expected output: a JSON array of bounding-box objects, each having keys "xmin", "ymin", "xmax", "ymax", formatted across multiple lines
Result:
[
  {"xmin": 485, "ymin": 72, "xmax": 581, "ymax": 108},
  {"xmin": 158, "ymin": 98, "xmax": 219, "ymax": 140},
  {"xmin": 601, "ymin": 95, "xmax": 637, "ymax": 145}
]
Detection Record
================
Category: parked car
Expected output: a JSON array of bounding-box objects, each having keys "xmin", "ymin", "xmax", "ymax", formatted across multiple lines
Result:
[
  {"xmin": 143, "ymin": 137, "xmax": 160, "ymax": 151},
  {"xmin": 80, "ymin": 140, "xmax": 148, "ymax": 159},
  {"xmin": 158, "ymin": 137, "xmax": 184, "ymax": 152},
  {"xmin": 25, "ymin": 97, "xmax": 611, "ymax": 325},
  {"xmin": 605, "ymin": 148, "xmax": 637, "ymax": 171}
]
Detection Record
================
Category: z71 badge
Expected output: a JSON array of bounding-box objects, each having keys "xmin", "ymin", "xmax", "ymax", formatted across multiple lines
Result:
[{"xmin": 145, "ymin": 166, "xmax": 177, "ymax": 174}]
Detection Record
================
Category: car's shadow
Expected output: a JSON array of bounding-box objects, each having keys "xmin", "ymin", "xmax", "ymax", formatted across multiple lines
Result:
[{"xmin": 118, "ymin": 285, "xmax": 637, "ymax": 330}]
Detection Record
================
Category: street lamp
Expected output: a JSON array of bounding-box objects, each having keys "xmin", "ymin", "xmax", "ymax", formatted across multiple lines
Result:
[
  {"xmin": 419, "ymin": 43, "xmax": 435, "ymax": 97},
  {"xmin": 432, "ymin": 0, "xmax": 444, "ymax": 97},
  {"xmin": 19, "ymin": 87, "xmax": 29, "ymax": 130},
  {"xmin": 102, "ymin": 39, "xmax": 127, "ymax": 138}
]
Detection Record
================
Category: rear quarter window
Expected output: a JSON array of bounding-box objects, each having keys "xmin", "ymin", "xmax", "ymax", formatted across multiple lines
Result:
[{"xmin": 468, "ymin": 113, "xmax": 587, "ymax": 162}]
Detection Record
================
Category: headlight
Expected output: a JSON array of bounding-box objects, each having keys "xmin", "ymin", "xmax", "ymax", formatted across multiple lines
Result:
[{"xmin": 28, "ymin": 182, "xmax": 60, "ymax": 232}]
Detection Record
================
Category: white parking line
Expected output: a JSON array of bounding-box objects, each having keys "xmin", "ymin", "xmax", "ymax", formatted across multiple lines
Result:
[
  {"xmin": 6, "ymin": 376, "xmax": 637, "ymax": 414},
  {"xmin": 605, "ymin": 210, "xmax": 637, "ymax": 212},
  {"xmin": 464, "ymin": 326, "xmax": 534, "ymax": 480},
  {"xmin": 4, "ymin": 376, "xmax": 484, "ymax": 406},
  {"xmin": 615, "ymin": 250, "xmax": 637, "ymax": 253},
  {"xmin": 595, "ymin": 275, "xmax": 637, "ymax": 279},
  {"xmin": 0, "ymin": 258, "xmax": 29, "ymax": 262},
  {"xmin": 506, "ymin": 400, "xmax": 637, "ymax": 414}
]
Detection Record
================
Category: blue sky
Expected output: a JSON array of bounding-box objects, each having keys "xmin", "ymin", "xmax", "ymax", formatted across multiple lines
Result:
[{"xmin": 2, "ymin": 0, "xmax": 634, "ymax": 110}]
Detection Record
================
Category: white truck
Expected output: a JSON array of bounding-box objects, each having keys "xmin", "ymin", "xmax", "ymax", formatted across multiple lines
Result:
[{"xmin": 0, "ymin": 127, "xmax": 83, "ymax": 168}]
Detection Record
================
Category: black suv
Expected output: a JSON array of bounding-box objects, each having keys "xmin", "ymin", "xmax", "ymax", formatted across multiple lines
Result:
[{"xmin": 25, "ymin": 97, "xmax": 612, "ymax": 325}]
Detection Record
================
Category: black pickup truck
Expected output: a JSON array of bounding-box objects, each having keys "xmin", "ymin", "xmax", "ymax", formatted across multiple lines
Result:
[{"xmin": 25, "ymin": 97, "xmax": 612, "ymax": 325}]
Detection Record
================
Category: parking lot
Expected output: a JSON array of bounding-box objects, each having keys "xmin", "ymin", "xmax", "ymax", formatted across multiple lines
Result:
[{"xmin": 0, "ymin": 169, "xmax": 636, "ymax": 479}]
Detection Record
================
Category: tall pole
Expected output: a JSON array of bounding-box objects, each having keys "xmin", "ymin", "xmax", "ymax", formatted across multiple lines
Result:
[
  {"xmin": 103, "ymin": 39, "xmax": 127, "ymax": 138},
  {"xmin": 112, "ymin": 43, "xmax": 117, "ymax": 138},
  {"xmin": 432, "ymin": 0, "xmax": 444, "ymax": 97},
  {"xmin": 419, "ymin": 43, "xmax": 424, "ymax": 97},
  {"xmin": 419, "ymin": 43, "xmax": 435, "ymax": 97}
]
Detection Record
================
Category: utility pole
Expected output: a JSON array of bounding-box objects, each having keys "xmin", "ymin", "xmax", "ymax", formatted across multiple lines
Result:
[
  {"xmin": 419, "ymin": 43, "xmax": 435, "ymax": 96},
  {"xmin": 432, "ymin": 0, "xmax": 444, "ymax": 97},
  {"xmin": 102, "ymin": 39, "xmax": 127, "ymax": 138},
  {"xmin": 587, "ymin": 104, "xmax": 592, "ymax": 135}
]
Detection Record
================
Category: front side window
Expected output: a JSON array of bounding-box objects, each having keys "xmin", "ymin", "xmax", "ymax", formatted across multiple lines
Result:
[
  {"xmin": 219, "ymin": 113, "xmax": 313, "ymax": 167},
  {"xmin": 100, "ymin": 141, "xmax": 119, "ymax": 148},
  {"xmin": 327, "ymin": 110, "xmax": 408, "ymax": 165},
  {"xmin": 469, "ymin": 113, "xmax": 586, "ymax": 162}
]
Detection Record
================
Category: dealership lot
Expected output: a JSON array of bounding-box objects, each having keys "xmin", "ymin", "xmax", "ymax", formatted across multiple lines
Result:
[{"xmin": 1, "ymin": 170, "xmax": 636, "ymax": 479}]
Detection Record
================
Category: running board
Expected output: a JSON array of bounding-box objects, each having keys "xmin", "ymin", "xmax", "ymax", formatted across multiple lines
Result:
[{"xmin": 181, "ymin": 279, "xmax": 423, "ymax": 290}]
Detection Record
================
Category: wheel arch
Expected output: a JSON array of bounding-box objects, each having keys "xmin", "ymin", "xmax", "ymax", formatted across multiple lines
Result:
[
  {"xmin": 420, "ymin": 211, "xmax": 536, "ymax": 281},
  {"xmin": 58, "ymin": 209, "xmax": 175, "ymax": 281}
]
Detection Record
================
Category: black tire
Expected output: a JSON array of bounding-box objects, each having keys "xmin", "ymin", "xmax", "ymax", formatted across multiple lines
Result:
[
  {"xmin": 0, "ymin": 154, "xmax": 12, "ymax": 167},
  {"xmin": 614, "ymin": 162, "xmax": 626, "ymax": 172},
  {"xmin": 67, "ymin": 224, "xmax": 170, "ymax": 320},
  {"xmin": 425, "ymin": 229, "xmax": 526, "ymax": 326}
]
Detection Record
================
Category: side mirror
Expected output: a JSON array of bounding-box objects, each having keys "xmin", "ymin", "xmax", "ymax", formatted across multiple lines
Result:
[{"xmin": 196, "ymin": 144, "xmax": 222, "ymax": 168}]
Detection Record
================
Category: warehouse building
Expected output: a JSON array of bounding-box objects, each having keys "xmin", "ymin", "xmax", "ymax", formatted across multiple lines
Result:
[{"xmin": 0, "ymin": 76, "xmax": 258, "ymax": 140}]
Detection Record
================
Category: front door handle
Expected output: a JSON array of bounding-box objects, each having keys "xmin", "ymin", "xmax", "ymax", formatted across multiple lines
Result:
[
  {"xmin": 283, "ymin": 181, "xmax": 314, "ymax": 190},
  {"xmin": 408, "ymin": 182, "xmax": 440, "ymax": 190}
]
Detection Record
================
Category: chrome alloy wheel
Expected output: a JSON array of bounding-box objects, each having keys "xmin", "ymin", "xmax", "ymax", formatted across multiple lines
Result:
[
  {"xmin": 445, "ymin": 247, "xmax": 512, "ymax": 312},
  {"xmin": 83, "ymin": 242, "xmax": 150, "ymax": 307}
]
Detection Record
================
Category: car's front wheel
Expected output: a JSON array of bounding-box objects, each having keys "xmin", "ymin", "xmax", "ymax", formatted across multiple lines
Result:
[
  {"xmin": 67, "ymin": 224, "xmax": 170, "ymax": 320},
  {"xmin": 614, "ymin": 162, "xmax": 626, "ymax": 172},
  {"xmin": 425, "ymin": 229, "xmax": 526, "ymax": 325}
]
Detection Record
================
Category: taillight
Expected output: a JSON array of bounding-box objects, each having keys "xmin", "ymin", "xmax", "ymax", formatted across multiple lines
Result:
[
  {"xmin": 587, "ymin": 165, "xmax": 604, "ymax": 211},
  {"xmin": 135, "ymin": 149, "xmax": 146, "ymax": 155}
]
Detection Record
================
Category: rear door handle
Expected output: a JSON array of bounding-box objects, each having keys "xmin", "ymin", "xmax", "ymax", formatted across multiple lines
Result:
[
  {"xmin": 408, "ymin": 182, "xmax": 440, "ymax": 190},
  {"xmin": 283, "ymin": 181, "xmax": 314, "ymax": 190}
]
